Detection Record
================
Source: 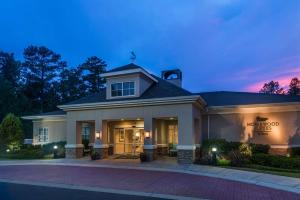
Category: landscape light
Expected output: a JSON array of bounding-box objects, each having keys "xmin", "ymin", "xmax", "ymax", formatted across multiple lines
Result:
[
  {"xmin": 6, "ymin": 149, "xmax": 10, "ymax": 153},
  {"xmin": 53, "ymin": 145, "xmax": 58, "ymax": 150},
  {"xmin": 212, "ymin": 147, "xmax": 217, "ymax": 152}
]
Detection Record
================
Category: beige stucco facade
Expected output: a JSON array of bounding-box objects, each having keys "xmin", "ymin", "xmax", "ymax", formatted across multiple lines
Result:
[
  {"xmin": 23, "ymin": 65, "xmax": 300, "ymax": 163},
  {"xmin": 32, "ymin": 119, "xmax": 66, "ymax": 145}
]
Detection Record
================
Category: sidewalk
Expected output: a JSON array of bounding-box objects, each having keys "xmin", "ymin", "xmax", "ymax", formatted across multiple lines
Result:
[{"xmin": 0, "ymin": 158, "xmax": 300, "ymax": 198}]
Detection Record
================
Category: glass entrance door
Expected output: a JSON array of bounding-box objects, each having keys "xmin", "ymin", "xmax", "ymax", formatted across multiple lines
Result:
[{"xmin": 114, "ymin": 128, "xmax": 144, "ymax": 154}]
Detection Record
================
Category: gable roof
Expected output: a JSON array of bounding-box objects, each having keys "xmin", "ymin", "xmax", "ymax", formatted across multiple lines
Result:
[
  {"xmin": 106, "ymin": 63, "xmax": 143, "ymax": 73},
  {"xmin": 198, "ymin": 91, "xmax": 300, "ymax": 107},
  {"xmin": 63, "ymin": 75, "xmax": 194, "ymax": 105},
  {"xmin": 102, "ymin": 63, "xmax": 158, "ymax": 82}
]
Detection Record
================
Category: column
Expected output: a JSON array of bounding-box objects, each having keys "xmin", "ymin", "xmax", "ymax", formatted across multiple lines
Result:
[
  {"xmin": 93, "ymin": 119, "xmax": 109, "ymax": 159},
  {"xmin": 65, "ymin": 120, "xmax": 84, "ymax": 159},
  {"xmin": 143, "ymin": 117, "xmax": 157, "ymax": 161},
  {"xmin": 177, "ymin": 112, "xmax": 196, "ymax": 164}
]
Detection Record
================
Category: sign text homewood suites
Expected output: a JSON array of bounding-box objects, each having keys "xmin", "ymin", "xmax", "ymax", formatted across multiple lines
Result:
[{"xmin": 247, "ymin": 116, "xmax": 279, "ymax": 135}]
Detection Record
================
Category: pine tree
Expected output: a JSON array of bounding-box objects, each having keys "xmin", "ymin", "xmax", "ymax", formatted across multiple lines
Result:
[
  {"xmin": 22, "ymin": 45, "xmax": 66, "ymax": 112},
  {"xmin": 80, "ymin": 56, "xmax": 107, "ymax": 93}
]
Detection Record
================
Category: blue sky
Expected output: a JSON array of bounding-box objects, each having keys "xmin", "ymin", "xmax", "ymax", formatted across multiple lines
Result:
[{"xmin": 1, "ymin": 0, "xmax": 300, "ymax": 92}]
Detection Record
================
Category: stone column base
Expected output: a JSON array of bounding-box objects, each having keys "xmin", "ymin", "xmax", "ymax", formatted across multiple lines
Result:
[
  {"xmin": 177, "ymin": 145, "xmax": 198, "ymax": 164},
  {"xmin": 65, "ymin": 144, "xmax": 84, "ymax": 159},
  {"xmin": 144, "ymin": 145, "xmax": 157, "ymax": 161},
  {"xmin": 94, "ymin": 144, "xmax": 109, "ymax": 159}
]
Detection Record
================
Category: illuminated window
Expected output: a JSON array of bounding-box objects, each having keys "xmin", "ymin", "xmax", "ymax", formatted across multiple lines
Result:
[
  {"xmin": 111, "ymin": 81, "xmax": 135, "ymax": 97},
  {"xmin": 38, "ymin": 128, "xmax": 48, "ymax": 142}
]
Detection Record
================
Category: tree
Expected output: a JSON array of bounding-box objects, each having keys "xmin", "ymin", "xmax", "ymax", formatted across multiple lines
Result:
[
  {"xmin": 59, "ymin": 68, "xmax": 87, "ymax": 103},
  {"xmin": 259, "ymin": 81, "xmax": 285, "ymax": 94},
  {"xmin": 0, "ymin": 51, "xmax": 21, "ymax": 87},
  {"xmin": 22, "ymin": 46, "xmax": 66, "ymax": 112},
  {"xmin": 288, "ymin": 77, "xmax": 300, "ymax": 95},
  {"xmin": 0, "ymin": 113, "xmax": 23, "ymax": 150},
  {"xmin": 80, "ymin": 56, "xmax": 107, "ymax": 93}
]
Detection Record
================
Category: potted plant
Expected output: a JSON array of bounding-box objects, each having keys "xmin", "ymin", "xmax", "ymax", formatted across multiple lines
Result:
[{"xmin": 140, "ymin": 152, "xmax": 147, "ymax": 162}]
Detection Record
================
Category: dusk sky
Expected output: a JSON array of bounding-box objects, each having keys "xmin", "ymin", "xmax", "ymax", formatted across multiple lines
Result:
[{"xmin": 1, "ymin": 0, "xmax": 300, "ymax": 92}]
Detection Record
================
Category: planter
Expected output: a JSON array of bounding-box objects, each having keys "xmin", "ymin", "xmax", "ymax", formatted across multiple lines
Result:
[{"xmin": 140, "ymin": 152, "xmax": 147, "ymax": 162}]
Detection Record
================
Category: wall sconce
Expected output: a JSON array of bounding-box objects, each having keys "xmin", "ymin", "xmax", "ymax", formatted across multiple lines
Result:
[
  {"xmin": 95, "ymin": 130, "xmax": 102, "ymax": 140},
  {"xmin": 145, "ymin": 131, "xmax": 151, "ymax": 138}
]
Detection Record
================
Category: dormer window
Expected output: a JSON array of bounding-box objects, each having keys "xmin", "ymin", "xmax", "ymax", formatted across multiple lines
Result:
[{"xmin": 111, "ymin": 81, "xmax": 135, "ymax": 97}]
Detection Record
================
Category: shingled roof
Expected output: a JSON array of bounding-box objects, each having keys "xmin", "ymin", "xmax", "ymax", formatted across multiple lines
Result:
[
  {"xmin": 198, "ymin": 91, "xmax": 300, "ymax": 107},
  {"xmin": 63, "ymin": 74, "xmax": 193, "ymax": 105},
  {"xmin": 106, "ymin": 63, "xmax": 143, "ymax": 73}
]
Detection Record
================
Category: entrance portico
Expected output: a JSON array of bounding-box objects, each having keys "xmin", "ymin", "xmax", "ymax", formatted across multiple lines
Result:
[{"xmin": 63, "ymin": 101, "xmax": 203, "ymax": 164}]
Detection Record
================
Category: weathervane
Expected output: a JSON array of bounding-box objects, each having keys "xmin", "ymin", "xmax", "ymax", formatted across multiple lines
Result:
[{"xmin": 130, "ymin": 51, "xmax": 136, "ymax": 63}]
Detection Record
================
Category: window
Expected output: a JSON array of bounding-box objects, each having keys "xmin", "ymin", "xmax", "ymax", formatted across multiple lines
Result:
[
  {"xmin": 81, "ymin": 124, "xmax": 91, "ymax": 140},
  {"xmin": 111, "ymin": 81, "xmax": 135, "ymax": 97},
  {"xmin": 38, "ymin": 128, "xmax": 48, "ymax": 142}
]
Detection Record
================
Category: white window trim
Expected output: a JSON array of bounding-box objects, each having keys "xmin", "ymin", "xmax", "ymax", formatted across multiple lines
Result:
[
  {"xmin": 38, "ymin": 127, "xmax": 49, "ymax": 143},
  {"xmin": 110, "ymin": 81, "xmax": 136, "ymax": 98}
]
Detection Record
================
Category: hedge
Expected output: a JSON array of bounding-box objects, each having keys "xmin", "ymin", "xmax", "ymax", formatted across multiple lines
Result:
[
  {"xmin": 251, "ymin": 153, "xmax": 300, "ymax": 169},
  {"xmin": 288, "ymin": 147, "xmax": 300, "ymax": 157},
  {"xmin": 1, "ymin": 141, "xmax": 66, "ymax": 159},
  {"xmin": 201, "ymin": 139, "xmax": 270, "ymax": 155}
]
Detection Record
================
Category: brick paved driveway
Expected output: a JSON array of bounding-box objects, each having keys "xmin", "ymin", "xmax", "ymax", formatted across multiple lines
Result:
[{"xmin": 0, "ymin": 165, "xmax": 299, "ymax": 200}]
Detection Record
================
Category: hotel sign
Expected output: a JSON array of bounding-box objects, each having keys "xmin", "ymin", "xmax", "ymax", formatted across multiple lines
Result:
[{"xmin": 247, "ymin": 117, "xmax": 279, "ymax": 135}]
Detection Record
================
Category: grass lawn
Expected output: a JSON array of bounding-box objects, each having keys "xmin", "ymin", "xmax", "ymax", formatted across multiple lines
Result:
[{"xmin": 222, "ymin": 164, "xmax": 300, "ymax": 178}]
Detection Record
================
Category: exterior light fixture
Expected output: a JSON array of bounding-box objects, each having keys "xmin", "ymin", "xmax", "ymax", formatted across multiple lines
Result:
[
  {"xmin": 95, "ymin": 130, "xmax": 102, "ymax": 140},
  {"xmin": 121, "ymin": 118, "xmax": 124, "ymax": 121},
  {"xmin": 6, "ymin": 149, "xmax": 10, "ymax": 153},
  {"xmin": 169, "ymin": 117, "xmax": 175, "ymax": 120},
  {"xmin": 137, "ymin": 118, "xmax": 141, "ymax": 120},
  {"xmin": 145, "ymin": 131, "xmax": 151, "ymax": 138},
  {"xmin": 212, "ymin": 147, "xmax": 217, "ymax": 152},
  {"xmin": 53, "ymin": 145, "xmax": 58, "ymax": 150}
]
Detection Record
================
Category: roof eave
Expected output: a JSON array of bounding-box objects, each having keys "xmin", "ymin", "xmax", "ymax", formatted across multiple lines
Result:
[
  {"xmin": 58, "ymin": 95, "xmax": 203, "ymax": 111},
  {"xmin": 101, "ymin": 68, "xmax": 158, "ymax": 83}
]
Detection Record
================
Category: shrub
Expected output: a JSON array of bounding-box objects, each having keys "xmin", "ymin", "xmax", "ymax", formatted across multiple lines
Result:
[
  {"xmin": 41, "ymin": 141, "xmax": 66, "ymax": 158},
  {"xmin": 217, "ymin": 158, "xmax": 231, "ymax": 166},
  {"xmin": 228, "ymin": 150, "xmax": 249, "ymax": 167},
  {"xmin": 251, "ymin": 153, "xmax": 300, "ymax": 169},
  {"xmin": 288, "ymin": 147, "xmax": 300, "ymax": 157},
  {"xmin": 251, "ymin": 144, "xmax": 270, "ymax": 154},
  {"xmin": 0, "ymin": 113, "xmax": 23, "ymax": 151},
  {"xmin": 1, "ymin": 148, "xmax": 44, "ymax": 159}
]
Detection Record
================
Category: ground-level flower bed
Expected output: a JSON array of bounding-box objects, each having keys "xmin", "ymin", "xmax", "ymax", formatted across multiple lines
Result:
[{"xmin": 197, "ymin": 139, "xmax": 300, "ymax": 178}]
